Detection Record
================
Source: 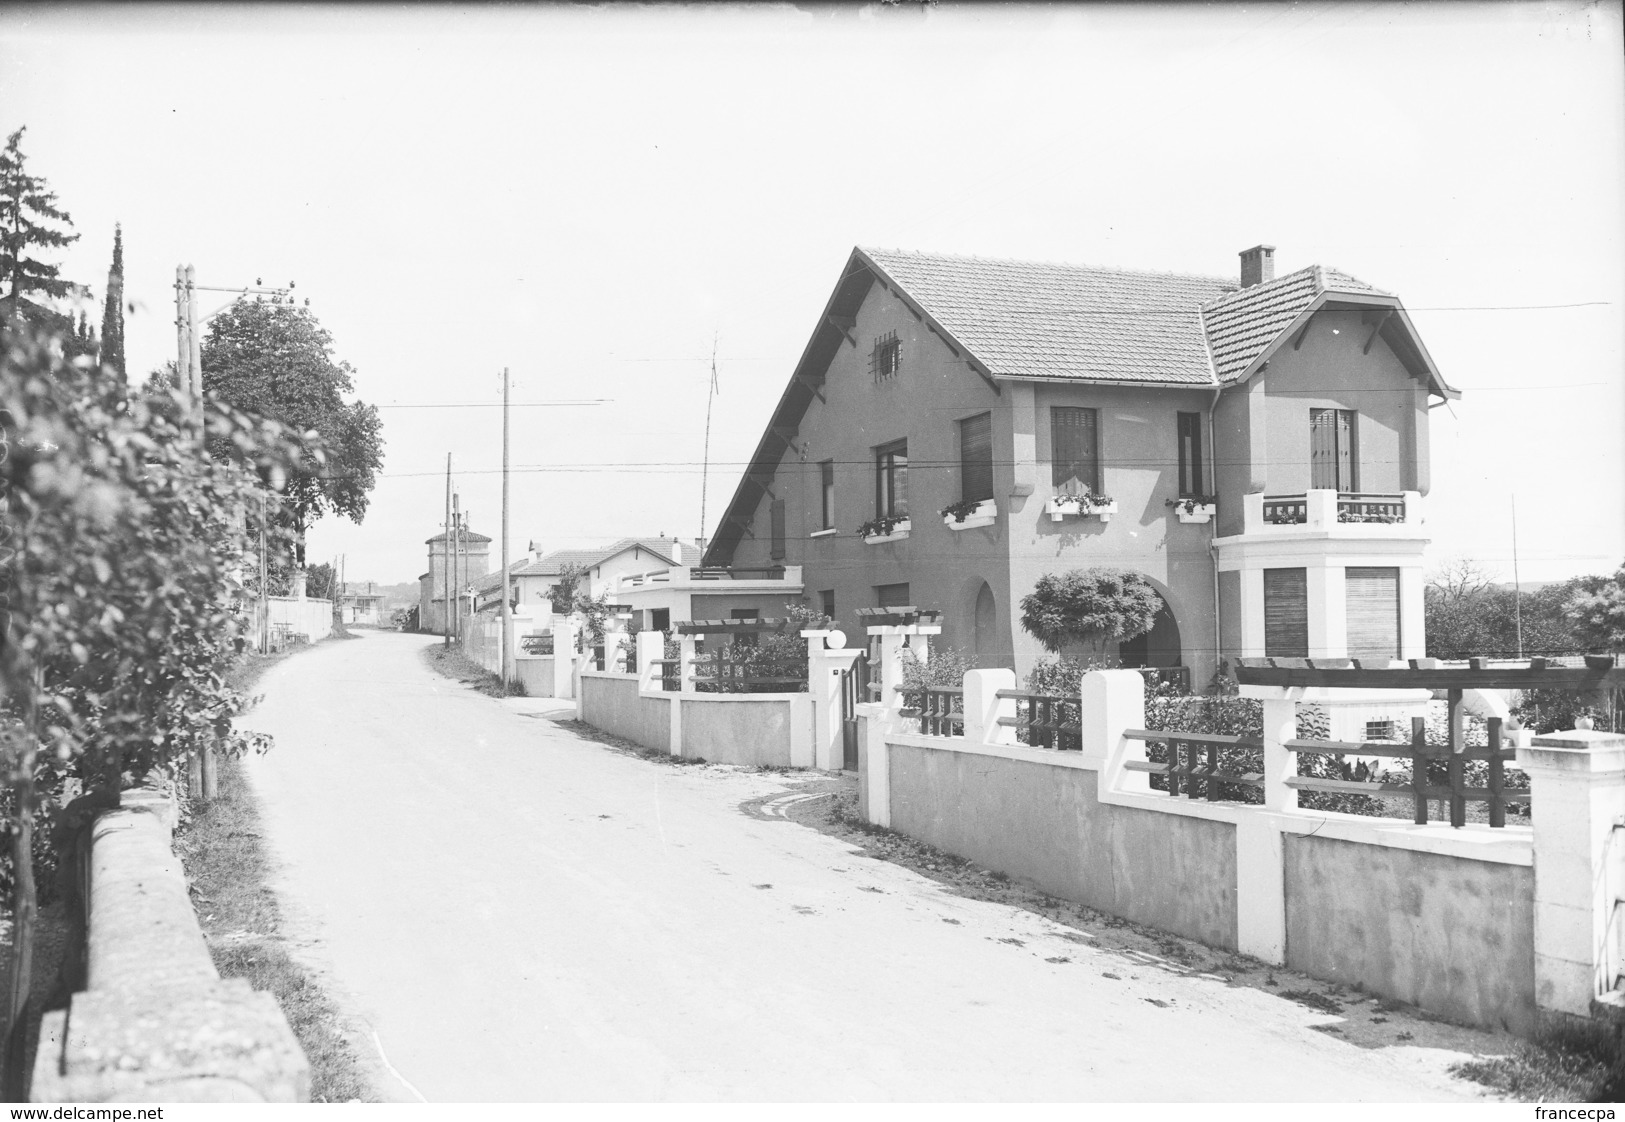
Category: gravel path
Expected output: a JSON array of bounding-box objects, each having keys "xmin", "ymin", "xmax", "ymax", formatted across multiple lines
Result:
[{"xmin": 239, "ymin": 630, "xmax": 1493, "ymax": 1102}]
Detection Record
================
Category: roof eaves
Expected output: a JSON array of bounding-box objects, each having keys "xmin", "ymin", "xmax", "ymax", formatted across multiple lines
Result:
[{"xmin": 854, "ymin": 247, "xmax": 1002, "ymax": 392}]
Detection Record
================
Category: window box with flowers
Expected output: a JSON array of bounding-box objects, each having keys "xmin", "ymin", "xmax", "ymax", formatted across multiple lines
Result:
[
  {"xmin": 941, "ymin": 498, "xmax": 997, "ymax": 531},
  {"xmin": 1168, "ymin": 497, "xmax": 1218, "ymax": 524},
  {"xmin": 858, "ymin": 515, "xmax": 911, "ymax": 544},
  {"xmin": 1044, "ymin": 490, "xmax": 1117, "ymax": 523}
]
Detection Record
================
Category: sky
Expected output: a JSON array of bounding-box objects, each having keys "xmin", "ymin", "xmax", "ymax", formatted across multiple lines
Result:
[{"xmin": 2, "ymin": 0, "xmax": 1622, "ymax": 589}]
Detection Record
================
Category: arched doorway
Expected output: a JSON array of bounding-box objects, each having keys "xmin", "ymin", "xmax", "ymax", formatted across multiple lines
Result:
[
  {"xmin": 972, "ymin": 582, "xmax": 999, "ymax": 668},
  {"xmin": 1119, "ymin": 590, "xmax": 1182, "ymax": 670}
]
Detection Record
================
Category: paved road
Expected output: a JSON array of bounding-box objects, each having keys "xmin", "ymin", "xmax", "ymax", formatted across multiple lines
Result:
[{"xmin": 241, "ymin": 632, "xmax": 1483, "ymax": 1102}]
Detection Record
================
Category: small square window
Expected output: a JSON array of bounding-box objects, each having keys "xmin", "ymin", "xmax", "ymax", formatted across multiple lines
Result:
[
  {"xmin": 1365, "ymin": 719, "xmax": 1397, "ymax": 741},
  {"xmin": 871, "ymin": 331, "xmax": 901, "ymax": 382}
]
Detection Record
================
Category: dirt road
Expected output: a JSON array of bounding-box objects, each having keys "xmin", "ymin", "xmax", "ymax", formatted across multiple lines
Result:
[{"xmin": 240, "ymin": 631, "xmax": 1489, "ymax": 1102}]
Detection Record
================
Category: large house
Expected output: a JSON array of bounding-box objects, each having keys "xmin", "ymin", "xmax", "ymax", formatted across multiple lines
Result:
[
  {"xmin": 702, "ymin": 244, "xmax": 1458, "ymax": 685},
  {"xmin": 470, "ymin": 536, "xmax": 710, "ymax": 622},
  {"xmin": 417, "ymin": 528, "xmax": 491, "ymax": 633}
]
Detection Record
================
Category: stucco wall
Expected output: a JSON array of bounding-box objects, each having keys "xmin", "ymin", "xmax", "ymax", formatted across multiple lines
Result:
[
  {"xmin": 1284, "ymin": 834, "xmax": 1536, "ymax": 1035},
  {"xmin": 516, "ymin": 657, "xmax": 553, "ymax": 697},
  {"xmin": 579, "ymin": 673, "xmax": 671, "ymax": 753},
  {"xmin": 887, "ymin": 743, "xmax": 1239, "ymax": 949},
  {"xmin": 679, "ymin": 697, "xmax": 796, "ymax": 767}
]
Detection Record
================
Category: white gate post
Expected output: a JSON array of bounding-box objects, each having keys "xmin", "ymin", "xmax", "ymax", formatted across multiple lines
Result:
[{"xmin": 963, "ymin": 668, "xmax": 1017, "ymax": 747}]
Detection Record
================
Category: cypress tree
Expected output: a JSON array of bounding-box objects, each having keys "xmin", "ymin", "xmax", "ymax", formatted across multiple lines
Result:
[
  {"xmin": 0, "ymin": 127, "xmax": 79, "ymax": 323},
  {"xmin": 100, "ymin": 222, "xmax": 126, "ymax": 382}
]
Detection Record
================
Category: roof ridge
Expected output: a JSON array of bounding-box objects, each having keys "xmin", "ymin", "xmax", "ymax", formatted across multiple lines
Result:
[{"xmin": 859, "ymin": 245, "xmax": 1236, "ymax": 288}]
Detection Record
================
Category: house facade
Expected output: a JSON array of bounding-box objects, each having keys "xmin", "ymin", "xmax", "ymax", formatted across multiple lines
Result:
[
  {"xmin": 703, "ymin": 245, "xmax": 1457, "ymax": 686},
  {"xmin": 418, "ymin": 528, "xmax": 491, "ymax": 634}
]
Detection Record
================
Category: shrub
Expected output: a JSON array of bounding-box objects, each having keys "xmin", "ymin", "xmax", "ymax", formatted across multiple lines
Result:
[{"xmin": 1019, "ymin": 568, "xmax": 1160, "ymax": 655}]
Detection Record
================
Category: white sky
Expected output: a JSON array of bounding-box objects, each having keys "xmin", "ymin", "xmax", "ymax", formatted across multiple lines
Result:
[{"xmin": 3, "ymin": 1, "xmax": 1622, "ymax": 588}]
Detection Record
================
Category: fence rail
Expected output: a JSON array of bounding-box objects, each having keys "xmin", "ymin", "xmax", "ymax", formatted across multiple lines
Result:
[
  {"xmin": 995, "ymin": 689, "xmax": 1081, "ymax": 751},
  {"xmin": 1337, "ymin": 491, "xmax": 1406, "ymax": 523},
  {"xmin": 1262, "ymin": 494, "xmax": 1307, "ymax": 524},
  {"xmin": 900, "ymin": 686, "xmax": 963, "ymax": 737},
  {"xmin": 1124, "ymin": 729, "xmax": 1265, "ymax": 800},
  {"xmin": 688, "ymin": 647, "xmax": 807, "ymax": 693}
]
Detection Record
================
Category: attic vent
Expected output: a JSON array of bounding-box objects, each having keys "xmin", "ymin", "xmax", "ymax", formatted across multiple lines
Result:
[{"xmin": 871, "ymin": 331, "xmax": 901, "ymax": 382}]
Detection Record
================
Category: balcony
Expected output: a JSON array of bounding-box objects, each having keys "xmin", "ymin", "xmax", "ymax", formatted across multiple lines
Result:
[
  {"xmin": 1239, "ymin": 490, "xmax": 1423, "ymax": 537},
  {"xmin": 615, "ymin": 565, "xmax": 804, "ymax": 594}
]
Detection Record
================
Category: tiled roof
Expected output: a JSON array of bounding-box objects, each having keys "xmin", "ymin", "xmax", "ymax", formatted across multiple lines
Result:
[
  {"xmin": 1202, "ymin": 265, "xmax": 1390, "ymax": 383},
  {"xmin": 425, "ymin": 529, "xmax": 492, "ymax": 545},
  {"xmin": 514, "ymin": 538, "xmax": 700, "ymax": 577},
  {"xmin": 861, "ymin": 247, "xmax": 1238, "ymax": 385}
]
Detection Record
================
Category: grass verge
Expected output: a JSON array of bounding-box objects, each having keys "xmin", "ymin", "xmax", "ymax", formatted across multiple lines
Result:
[
  {"xmin": 555, "ymin": 718, "xmax": 706, "ymax": 766},
  {"xmin": 1449, "ymin": 1021, "xmax": 1624, "ymax": 1103},
  {"xmin": 421, "ymin": 642, "xmax": 529, "ymax": 697},
  {"xmin": 175, "ymin": 752, "xmax": 376, "ymax": 1102}
]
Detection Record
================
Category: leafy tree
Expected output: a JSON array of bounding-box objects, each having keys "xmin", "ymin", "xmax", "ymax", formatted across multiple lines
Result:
[
  {"xmin": 1566, "ymin": 561, "xmax": 1625, "ymax": 651},
  {"xmin": 1424, "ymin": 569, "xmax": 1590, "ymax": 659},
  {"xmin": 305, "ymin": 562, "xmax": 336, "ymax": 602},
  {"xmin": 1, "ymin": 319, "xmax": 304, "ymax": 1091},
  {"xmin": 0, "ymin": 128, "xmax": 78, "ymax": 328},
  {"xmin": 546, "ymin": 563, "xmax": 587, "ymax": 615},
  {"xmin": 1019, "ymin": 568, "xmax": 1161, "ymax": 656},
  {"xmin": 201, "ymin": 299, "xmax": 384, "ymax": 564},
  {"xmin": 98, "ymin": 223, "xmax": 125, "ymax": 383}
]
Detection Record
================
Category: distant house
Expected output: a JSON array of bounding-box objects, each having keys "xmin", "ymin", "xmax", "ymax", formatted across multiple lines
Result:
[
  {"xmin": 336, "ymin": 586, "xmax": 385, "ymax": 626},
  {"xmin": 470, "ymin": 536, "xmax": 709, "ymax": 625},
  {"xmin": 703, "ymin": 244, "xmax": 1459, "ymax": 686},
  {"xmin": 418, "ymin": 528, "xmax": 492, "ymax": 633}
]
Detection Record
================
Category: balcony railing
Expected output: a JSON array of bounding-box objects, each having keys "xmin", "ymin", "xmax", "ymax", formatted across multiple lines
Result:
[
  {"xmin": 617, "ymin": 565, "xmax": 803, "ymax": 592},
  {"xmin": 1242, "ymin": 490, "xmax": 1420, "ymax": 535}
]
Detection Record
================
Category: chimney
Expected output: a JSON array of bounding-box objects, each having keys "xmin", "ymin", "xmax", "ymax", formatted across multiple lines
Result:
[
  {"xmin": 669, "ymin": 539, "xmax": 682, "ymax": 563},
  {"xmin": 1239, "ymin": 244, "xmax": 1276, "ymax": 288}
]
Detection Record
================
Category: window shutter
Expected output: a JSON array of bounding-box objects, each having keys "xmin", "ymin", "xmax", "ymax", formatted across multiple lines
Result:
[
  {"xmin": 1051, "ymin": 407, "xmax": 1099, "ymax": 492},
  {"xmin": 1335, "ymin": 410, "xmax": 1356, "ymax": 491},
  {"xmin": 1310, "ymin": 409, "xmax": 1337, "ymax": 490},
  {"xmin": 1264, "ymin": 568, "xmax": 1309, "ymax": 658},
  {"xmin": 770, "ymin": 499, "xmax": 786, "ymax": 561},
  {"xmin": 960, "ymin": 413, "xmax": 993, "ymax": 503},
  {"xmin": 1346, "ymin": 567, "xmax": 1400, "ymax": 661}
]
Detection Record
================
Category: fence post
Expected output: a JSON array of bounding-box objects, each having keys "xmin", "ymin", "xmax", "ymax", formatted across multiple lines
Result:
[
  {"xmin": 803, "ymin": 631, "xmax": 850, "ymax": 771},
  {"xmin": 1261, "ymin": 691, "xmax": 1299, "ymax": 812},
  {"xmin": 678, "ymin": 633, "xmax": 699, "ymax": 693},
  {"xmin": 1517, "ymin": 729, "xmax": 1625, "ymax": 1026},
  {"xmin": 552, "ymin": 617, "xmax": 579, "ymax": 701},
  {"xmin": 1082, "ymin": 670, "xmax": 1146, "ymax": 790},
  {"xmin": 963, "ymin": 668, "xmax": 1016, "ymax": 747},
  {"xmin": 636, "ymin": 631, "xmax": 664, "ymax": 694}
]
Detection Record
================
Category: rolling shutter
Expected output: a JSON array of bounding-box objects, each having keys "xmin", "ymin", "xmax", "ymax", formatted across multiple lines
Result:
[
  {"xmin": 1264, "ymin": 568, "xmax": 1308, "ymax": 659},
  {"xmin": 770, "ymin": 499, "xmax": 786, "ymax": 561},
  {"xmin": 960, "ymin": 413, "xmax": 993, "ymax": 503},
  {"xmin": 1346, "ymin": 567, "xmax": 1400, "ymax": 661}
]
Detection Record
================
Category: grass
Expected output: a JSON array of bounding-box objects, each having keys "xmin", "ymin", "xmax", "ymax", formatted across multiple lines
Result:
[
  {"xmin": 175, "ymin": 752, "xmax": 376, "ymax": 1102},
  {"xmin": 1450, "ymin": 1020, "xmax": 1625, "ymax": 1103},
  {"xmin": 557, "ymin": 719, "xmax": 707, "ymax": 766},
  {"xmin": 421, "ymin": 642, "xmax": 529, "ymax": 697}
]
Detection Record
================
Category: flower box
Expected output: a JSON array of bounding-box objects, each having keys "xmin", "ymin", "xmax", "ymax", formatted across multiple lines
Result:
[
  {"xmin": 942, "ymin": 499, "xmax": 997, "ymax": 531},
  {"xmin": 1174, "ymin": 502, "xmax": 1216, "ymax": 524},
  {"xmin": 1045, "ymin": 496, "xmax": 1117, "ymax": 523},
  {"xmin": 861, "ymin": 519, "xmax": 911, "ymax": 544}
]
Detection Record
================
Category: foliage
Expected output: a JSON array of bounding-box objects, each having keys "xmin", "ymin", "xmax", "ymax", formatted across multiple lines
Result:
[
  {"xmin": 939, "ymin": 499, "xmax": 985, "ymax": 523},
  {"xmin": 304, "ymin": 562, "xmax": 335, "ymax": 602},
  {"xmin": 98, "ymin": 224, "xmax": 124, "ymax": 384},
  {"xmin": 201, "ymin": 299, "xmax": 383, "ymax": 562},
  {"xmin": 856, "ymin": 515, "xmax": 907, "ymax": 538},
  {"xmin": 1019, "ymin": 568, "xmax": 1160, "ymax": 654},
  {"xmin": 1424, "ymin": 561, "xmax": 1591, "ymax": 659},
  {"xmin": 546, "ymin": 563, "xmax": 586, "ymax": 615},
  {"xmin": 2, "ymin": 324, "xmax": 304, "ymax": 795},
  {"xmin": 694, "ymin": 600, "xmax": 830, "ymax": 694},
  {"xmin": 0, "ymin": 128, "xmax": 78, "ymax": 311},
  {"xmin": 1566, "ymin": 561, "xmax": 1625, "ymax": 651},
  {"xmin": 1050, "ymin": 487, "xmax": 1114, "ymax": 509}
]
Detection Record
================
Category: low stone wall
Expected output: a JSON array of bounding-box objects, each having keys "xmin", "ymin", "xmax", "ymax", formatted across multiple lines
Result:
[
  {"xmin": 579, "ymin": 672, "xmax": 672, "ymax": 753},
  {"xmin": 1284, "ymin": 834, "xmax": 1537, "ymax": 1035},
  {"xmin": 679, "ymin": 696, "xmax": 808, "ymax": 768},
  {"xmin": 517, "ymin": 656, "xmax": 553, "ymax": 697},
  {"xmin": 887, "ymin": 741, "xmax": 1239, "ymax": 949},
  {"xmin": 32, "ymin": 789, "xmax": 308, "ymax": 1102},
  {"xmin": 266, "ymin": 597, "xmax": 332, "ymax": 644}
]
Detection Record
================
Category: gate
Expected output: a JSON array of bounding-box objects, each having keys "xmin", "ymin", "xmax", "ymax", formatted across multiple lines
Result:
[{"xmin": 839, "ymin": 653, "xmax": 870, "ymax": 771}]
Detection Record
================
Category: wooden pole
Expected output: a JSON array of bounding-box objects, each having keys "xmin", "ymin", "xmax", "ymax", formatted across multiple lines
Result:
[
  {"xmin": 501, "ymin": 366, "xmax": 513, "ymax": 687},
  {"xmin": 452, "ymin": 492, "xmax": 462, "ymax": 647},
  {"xmin": 444, "ymin": 454, "xmax": 452, "ymax": 647}
]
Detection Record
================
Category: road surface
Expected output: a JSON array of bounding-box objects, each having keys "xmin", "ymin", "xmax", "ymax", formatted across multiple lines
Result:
[{"xmin": 241, "ymin": 631, "xmax": 1486, "ymax": 1102}]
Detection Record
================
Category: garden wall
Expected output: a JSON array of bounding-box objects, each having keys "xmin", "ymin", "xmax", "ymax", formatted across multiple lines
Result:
[
  {"xmin": 679, "ymin": 695, "xmax": 811, "ymax": 768},
  {"xmin": 579, "ymin": 671, "xmax": 671, "ymax": 752}
]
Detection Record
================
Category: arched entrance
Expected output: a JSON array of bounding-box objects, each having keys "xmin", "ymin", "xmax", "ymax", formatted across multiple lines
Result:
[
  {"xmin": 972, "ymin": 582, "xmax": 998, "ymax": 668},
  {"xmin": 1118, "ymin": 590, "xmax": 1182, "ymax": 670}
]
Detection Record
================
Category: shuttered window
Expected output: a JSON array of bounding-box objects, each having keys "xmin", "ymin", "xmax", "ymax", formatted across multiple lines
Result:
[
  {"xmin": 877, "ymin": 583, "xmax": 911, "ymax": 608},
  {"xmin": 1051, "ymin": 407, "xmax": 1099, "ymax": 493},
  {"xmin": 820, "ymin": 460, "xmax": 835, "ymax": 530},
  {"xmin": 876, "ymin": 440, "xmax": 908, "ymax": 518},
  {"xmin": 1177, "ymin": 412, "xmax": 1203, "ymax": 497},
  {"xmin": 1264, "ymin": 568, "xmax": 1309, "ymax": 659},
  {"xmin": 1346, "ymin": 567, "xmax": 1400, "ymax": 661},
  {"xmin": 770, "ymin": 499, "xmax": 786, "ymax": 561},
  {"xmin": 960, "ymin": 412, "xmax": 993, "ymax": 504},
  {"xmin": 1310, "ymin": 409, "xmax": 1357, "ymax": 491}
]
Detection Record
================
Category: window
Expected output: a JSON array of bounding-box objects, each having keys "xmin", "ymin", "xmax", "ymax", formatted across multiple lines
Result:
[
  {"xmin": 1365, "ymin": 719, "xmax": 1397, "ymax": 741},
  {"xmin": 819, "ymin": 460, "xmax": 835, "ymax": 530},
  {"xmin": 877, "ymin": 583, "xmax": 911, "ymax": 608},
  {"xmin": 1346, "ymin": 567, "xmax": 1400, "ymax": 661},
  {"xmin": 770, "ymin": 499, "xmax": 786, "ymax": 561},
  {"xmin": 730, "ymin": 608, "xmax": 759, "ymax": 649},
  {"xmin": 1177, "ymin": 412, "xmax": 1204, "ymax": 497},
  {"xmin": 819, "ymin": 589, "xmax": 835, "ymax": 621},
  {"xmin": 876, "ymin": 440, "xmax": 908, "ymax": 518},
  {"xmin": 959, "ymin": 412, "xmax": 993, "ymax": 504},
  {"xmin": 1310, "ymin": 408, "xmax": 1358, "ymax": 491},
  {"xmin": 1263, "ymin": 567, "xmax": 1308, "ymax": 658},
  {"xmin": 651, "ymin": 608, "xmax": 670, "ymax": 633},
  {"xmin": 1051, "ymin": 407, "xmax": 1100, "ymax": 493},
  {"xmin": 871, "ymin": 330, "xmax": 901, "ymax": 381}
]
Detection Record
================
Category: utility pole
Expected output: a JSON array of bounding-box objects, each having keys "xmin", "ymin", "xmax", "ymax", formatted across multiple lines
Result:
[
  {"xmin": 501, "ymin": 366, "xmax": 513, "ymax": 687},
  {"xmin": 452, "ymin": 491, "xmax": 463, "ymax": 646},
  {"xmin": 1512, "ymin": 494, "xmax": 1524, "ymax": 659},
  {"xmin": 444, "ymin": 455, "xmax": 452, "ymax": 647},
  {"xmin": 259, "ymin": 493, "xmax": 268, "ymax": 655}
]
